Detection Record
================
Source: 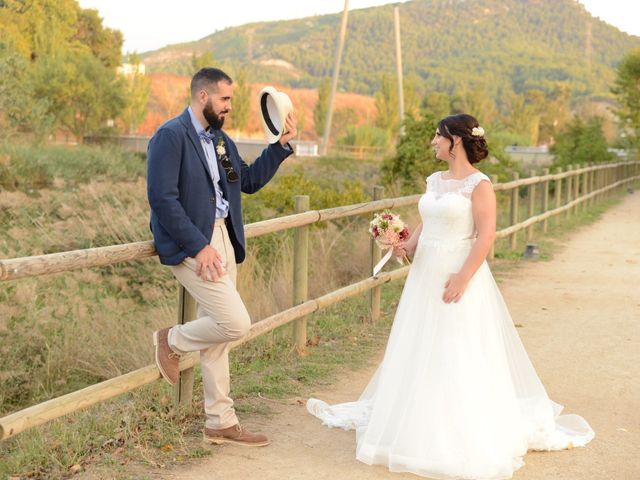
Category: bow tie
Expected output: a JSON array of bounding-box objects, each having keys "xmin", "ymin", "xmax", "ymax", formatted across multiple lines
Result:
[{"xmin": 198, "ymin": 130, "xmax": 216, "ymax": 144}]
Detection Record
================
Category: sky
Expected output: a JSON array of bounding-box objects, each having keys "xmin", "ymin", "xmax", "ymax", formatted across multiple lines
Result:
[{"xmin": 77, "ymin": 0, "xmax": 640, "ymax": 54}]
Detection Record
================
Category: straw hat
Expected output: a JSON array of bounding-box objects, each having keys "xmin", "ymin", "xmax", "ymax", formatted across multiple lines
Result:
[{"xmin": 258, "ymin": 86, "xmax": 293, "ymax": 144}]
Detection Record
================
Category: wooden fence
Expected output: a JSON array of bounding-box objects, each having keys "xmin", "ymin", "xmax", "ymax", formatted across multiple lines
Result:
[{"xmin": 1, "ymin": 160, "xmax": 638, "ymax": 441}]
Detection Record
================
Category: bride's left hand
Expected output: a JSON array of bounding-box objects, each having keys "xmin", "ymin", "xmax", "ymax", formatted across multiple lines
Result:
[{"xmin": 443, "ymin": 273, "xmax": 469, "ymax": 304}]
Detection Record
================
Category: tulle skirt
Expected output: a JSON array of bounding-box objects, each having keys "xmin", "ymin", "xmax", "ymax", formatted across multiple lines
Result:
[{"xmin": 307, "ymin": 237, "xmax": 594, "ymax": 479}]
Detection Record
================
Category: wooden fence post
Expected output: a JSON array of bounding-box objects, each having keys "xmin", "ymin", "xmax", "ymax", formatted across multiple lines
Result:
[
  {"xmin": 293, "ymin": 195, "xmax": 310, "ymax": 355},
  {"xmin": 369, "ymin": 186, "xmax": 384, "ymax": 323},
  {"xmin": 526, "ymin": 170, "xmax": 536, "ymax": 241},
  {"xmin": 573, "ymin": 165, "xmax": 580, "ymax": 215},
  {"xmin": 591, "ymin": 165, "xmax": 597, "ymax": 204},
  {"xmin": 175, "ymin": 287, "xmax": 197, "ymax": 407},
  {"xmin": 619, "ymin": 163, "xmax": 624, "ymax": 190},
  {"xmin": 565, "ymin": 165, "xmax": 574, "ymax": 218},
  {"xmin": 489, "ymin": 174, "xmax": 498, "ymax": 260},
  {"xmin": 554, "ymin": 167, "xmax": 563, "ymax": 226},
  {"xmin": 542, "ymin": 168, "xmax": 550, "ymax": 233},
  {"xmin": 582, "ymin": 166, "xmax": 589, "ymax": 211},
  {"xmin": 587, "ymin": 163, "xmax": 595, "ymax": 208},
  {"xmin": 575, "ymin": 166, "xmax": 582, "ymax": 212},
  {"xmin": 510, "ymin": 172, "xmax": 519, "ymax": 251}
]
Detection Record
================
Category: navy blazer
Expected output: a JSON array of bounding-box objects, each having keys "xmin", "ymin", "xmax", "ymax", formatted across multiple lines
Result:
[{"xmin": 147, "ymin": 108, "xmax": 293, "ymax": 265}]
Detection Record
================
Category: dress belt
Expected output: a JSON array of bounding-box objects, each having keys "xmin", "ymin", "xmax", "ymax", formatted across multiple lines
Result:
[{"xmin": 213, "ymin": 218, "xmax": 226, "ymax": 227}]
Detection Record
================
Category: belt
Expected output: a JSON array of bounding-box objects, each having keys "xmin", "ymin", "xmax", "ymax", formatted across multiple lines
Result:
[{"xmin": 213, "ymin": 218, "xmax": 226, "ymax": 227}]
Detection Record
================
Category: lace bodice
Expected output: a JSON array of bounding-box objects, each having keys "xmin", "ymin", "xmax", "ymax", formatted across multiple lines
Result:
[{"xmin": 419, "ymin": 170, "xmax": 491, "ymax": 242}]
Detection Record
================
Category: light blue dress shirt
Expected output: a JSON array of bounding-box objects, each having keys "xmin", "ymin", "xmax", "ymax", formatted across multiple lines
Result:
[{"xmin": 188, "ymin": 106, "xmax": 229, "ymax": 219}]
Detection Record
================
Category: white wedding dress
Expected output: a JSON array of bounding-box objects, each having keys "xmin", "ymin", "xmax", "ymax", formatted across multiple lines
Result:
[{"xmin": 307, "ymin": 171, "xmax": 594, "ymax": 479}]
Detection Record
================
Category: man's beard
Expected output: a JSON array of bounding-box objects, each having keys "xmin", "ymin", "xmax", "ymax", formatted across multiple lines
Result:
[{"xmin": 203, "ymin": 100, "xmax": 226, "ymax": 130}]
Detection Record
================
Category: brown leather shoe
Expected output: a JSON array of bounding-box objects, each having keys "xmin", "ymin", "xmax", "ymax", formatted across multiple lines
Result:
[
  {"xmin": 153, "ymin": 327, "xmax": 180, "ymax": 385},
  {"xmin": 204, "ymin": 424, "xmax": 270, "ymax": 447}
]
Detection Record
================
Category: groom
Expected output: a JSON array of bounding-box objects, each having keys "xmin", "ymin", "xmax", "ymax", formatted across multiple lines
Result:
[{"xmin": 147, "ymin": 67, "xmax": 296, "ymax": 446}]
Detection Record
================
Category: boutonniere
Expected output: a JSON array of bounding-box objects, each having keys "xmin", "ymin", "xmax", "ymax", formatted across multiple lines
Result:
[{"xmin": 216, "ymin": 139, "xmax": 226, "ymax": 157}]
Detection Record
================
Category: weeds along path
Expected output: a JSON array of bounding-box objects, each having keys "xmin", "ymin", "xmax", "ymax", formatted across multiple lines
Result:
[{"xmin": 145, "ymin": 191, "xmax": 640, "ymax": 480}]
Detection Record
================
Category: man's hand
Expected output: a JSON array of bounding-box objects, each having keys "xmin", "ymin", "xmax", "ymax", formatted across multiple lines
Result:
[
  {"xmin": 279, "ymin": 111, "xmax": 298, "ymax": 146},
  {"xmin": 195, "ymin": 244, "xmax": 225, "ymax": 282}
]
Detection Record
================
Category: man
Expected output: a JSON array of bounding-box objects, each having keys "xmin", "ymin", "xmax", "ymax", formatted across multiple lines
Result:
[{"xmin": 147, "ymin": 67, "xmax": 296, "ymax": 446}]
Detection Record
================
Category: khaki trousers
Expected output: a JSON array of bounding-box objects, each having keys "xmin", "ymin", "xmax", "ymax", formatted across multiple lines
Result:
[{"xmin": 168, "ymin": 219, "xmax": 250, "ymax": 429}]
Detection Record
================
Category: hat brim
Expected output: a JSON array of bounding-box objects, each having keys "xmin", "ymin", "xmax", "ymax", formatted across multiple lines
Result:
[{"xmin": 259, "ymin": 86, "xmax": 293, "ymax": 144}]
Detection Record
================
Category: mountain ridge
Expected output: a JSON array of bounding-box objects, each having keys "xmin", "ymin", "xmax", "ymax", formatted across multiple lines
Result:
[{"xmin": 140, "ymin": 0, "xmax": 640, "ymax": 102}]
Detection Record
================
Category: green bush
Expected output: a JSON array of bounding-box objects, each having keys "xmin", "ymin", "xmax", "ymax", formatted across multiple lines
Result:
[
  {"xmin": 337, "ymin": 124, "xmax": 390, "ymax": 148},
  {"xmin": 551, "ymin": 117, "xmax": 614, "ymax": 167}
]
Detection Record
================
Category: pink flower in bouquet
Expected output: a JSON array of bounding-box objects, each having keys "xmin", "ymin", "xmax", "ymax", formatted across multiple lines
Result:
[
  {"xmin": 384, "ymin": 228, "xmax": 399, "ymax": 246},
  {"xmin": 369, "ymin": 211, "xmax": 410, "ymax": 249}
]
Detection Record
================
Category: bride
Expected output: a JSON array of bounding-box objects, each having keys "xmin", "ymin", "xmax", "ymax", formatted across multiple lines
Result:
[{"xmin": 307, "ymin": 113, "xmax": 594, "ymax": 479}]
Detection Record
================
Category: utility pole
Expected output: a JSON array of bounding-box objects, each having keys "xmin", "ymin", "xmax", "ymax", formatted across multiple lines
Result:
[
  {"xmin": 394, "ymin": 6, "xmax": 405, "ymax": 137},
  {"xmin": 321, "ymin": 0, "xmax": 349, "ymax": 156}
]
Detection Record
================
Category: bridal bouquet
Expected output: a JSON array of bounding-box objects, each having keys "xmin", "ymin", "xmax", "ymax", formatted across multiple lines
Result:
[{"xmin": 369, "ymin": 211, "xmax": 410, "ymax": 275}]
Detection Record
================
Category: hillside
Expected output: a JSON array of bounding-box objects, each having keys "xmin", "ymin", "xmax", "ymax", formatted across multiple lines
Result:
[{"xmin": 141, "ymin": 0, "xmax": 640, "ymax": 102}]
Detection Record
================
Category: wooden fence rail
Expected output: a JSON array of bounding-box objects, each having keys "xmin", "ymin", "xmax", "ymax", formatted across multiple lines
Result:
[{"xmin": 1, "ymin": 160, "xmax": 638, "ymax": 441}]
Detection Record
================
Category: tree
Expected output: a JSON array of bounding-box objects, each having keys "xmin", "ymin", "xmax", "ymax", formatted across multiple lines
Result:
[
  {"xmin": 403, "ymin": 74, "xmax": 423, "ymax": 118},
  {"xmin": 0, "ymin": 43, "xmax": 53, "ymax": 141},
  {"xmin": 75, "ymin": 7, "xmax": 123, "ymax": 68},
  {"xmin": 191, "ymin": 51, "xmax": 214, "ymax": 73},
  {"xmin": 313, "ymin": 78, "xmax": 330, "ymax": 137},
  {"xmin": 120, "ymin": 53, "xmax": 151, "ymax": 134},
  {"xmin": 332, "ymin": 108, "xmax": 358, "ymax": 138},
  {"xmin": 502, "ymin": 92, "xmax": 539, "ymax": 145},
  {"xmin": 538, "ymin": 82, "xmax": 572, "ymax": 144},
  {"xmin": 35, "ymin": 50, "xmax": 126, "ymax": 141},
  {"xmin": 422, "ymin": 91, "xmax": 451, "ymax": 121},
  {"xmin": 231, "ymin": 68, "xmax": 251, "ymax": 132},
  {"xmin": 612, "ymin": 48, "xmax": 640, "ymax": 149},
  {"xmin": 0, "ymin": 0, "xmax": 127, "ymax": 141},
  {"xmin": 551, "ymin": 117, "xmax": 614, "ymax": 167},
  {"xmin": 337, "ymin": 124, "xmax": 390, "ymax": 148},
  {"xmin": 375, "ymin": 73, "xmax": 399, "ymax": 137},
  {"xmin": 296, "ymin": 101, "xmax": 306, "ymax": 140},
  {"xmin": 381, "ymin": 110, "xmax": 437, "ymax": 194},
  {"xmin": 451, "ymin": 87, "xmax": 498, "ymax": 127}
]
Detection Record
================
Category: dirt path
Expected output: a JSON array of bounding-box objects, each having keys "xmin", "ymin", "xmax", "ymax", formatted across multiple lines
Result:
[{"xmin": 161, "ymin": 192, "xmax": 640, "ymax": 480}]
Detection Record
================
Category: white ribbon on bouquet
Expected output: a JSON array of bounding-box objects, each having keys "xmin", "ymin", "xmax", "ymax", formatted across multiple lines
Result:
[{"xmin": 373, "ymin": 247, "xmax": 406, "ymax": 276}]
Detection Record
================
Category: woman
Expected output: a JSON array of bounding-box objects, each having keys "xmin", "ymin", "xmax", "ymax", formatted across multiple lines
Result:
[{"xmin": 307, "ymin": 114, "xmax": 594, "ymax": 479}]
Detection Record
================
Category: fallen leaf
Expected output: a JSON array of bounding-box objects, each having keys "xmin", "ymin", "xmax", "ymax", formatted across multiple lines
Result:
[
  {"xmin": 70, "ymin": 464, "xmax": 82, "ymax": 474},
  {"xmin": 160, "ymin": 443, "xmax": 174, "ymax": 452}
]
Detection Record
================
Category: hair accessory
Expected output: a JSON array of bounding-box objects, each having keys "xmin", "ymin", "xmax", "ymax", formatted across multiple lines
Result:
[{"xmin": 471, "ymin": 126, "xmax": 485, "ymax": 137}]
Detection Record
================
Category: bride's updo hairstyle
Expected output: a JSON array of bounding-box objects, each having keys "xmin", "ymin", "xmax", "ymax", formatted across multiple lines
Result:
[{"xmin": 437, "ymin": 113, "xmax": 489, "ymax": 164}]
